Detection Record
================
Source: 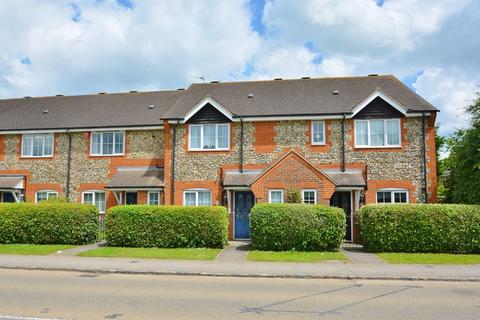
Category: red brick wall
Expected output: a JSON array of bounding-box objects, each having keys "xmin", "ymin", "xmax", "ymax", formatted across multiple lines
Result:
[
  {"xmin": 427, "ymin": 114, "xmax": 437, "ymax": 203},
  {"xmin": 365, "ymin": 180, "xmax": 416, "ymax": 204},
  {"xmin": 253, "ymin": 121, "xmax": 276, "ymax": 153}
]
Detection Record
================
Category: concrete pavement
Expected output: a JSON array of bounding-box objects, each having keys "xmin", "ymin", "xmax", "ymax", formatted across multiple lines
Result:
[
  {"xmin": 0, "ymin": 251, "xmax": 479, "ymax": 281},
  {"xmin": 0, "ymin": 268, "xmax": 479, "ymax": 319}
]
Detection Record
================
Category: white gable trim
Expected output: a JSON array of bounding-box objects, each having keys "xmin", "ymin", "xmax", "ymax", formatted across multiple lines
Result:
[
  {"xmin": 183, "ymin": 96, "xmax": 233, "ymax": 123},
  {"xmin": 352, "ymin": 89, "xmax": 407, "ymax": 117}
]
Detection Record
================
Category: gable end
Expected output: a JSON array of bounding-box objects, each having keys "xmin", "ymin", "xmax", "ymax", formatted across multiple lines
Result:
[
  {"xmin": 186, "ymin": 103, "xmax": 232, "ymax": 123},
  {"xmin": 354, "ymin": 96, "xmax": 405, "ymax": 119}
]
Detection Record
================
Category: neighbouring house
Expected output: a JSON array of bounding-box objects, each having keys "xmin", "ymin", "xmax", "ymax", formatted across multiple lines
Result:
[{"xmin": 0, "ymin": 75, "xmax": 438, "ymax": 241}]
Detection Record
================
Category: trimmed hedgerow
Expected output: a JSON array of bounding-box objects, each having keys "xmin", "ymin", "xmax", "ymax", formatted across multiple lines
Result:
[
  {"xmin": 105, "ymin": 205, "xmax": 229, "ymax": 248},
  {"xmin": 250, "ymin": 203, "xmax": 345, "ymax": 251},
  {"xmin": 0, "ymin": 203, "xmax": 98, "ymax": 245},
  {"xmin": 357, "ymin": 204, "xmax": 480, "ymax": 253}
]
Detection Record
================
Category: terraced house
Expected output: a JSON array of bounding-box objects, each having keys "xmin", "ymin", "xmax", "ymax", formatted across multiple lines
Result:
[{"xmin": 0, "ymin": 75, "xmax": 438, "ymax": 241}]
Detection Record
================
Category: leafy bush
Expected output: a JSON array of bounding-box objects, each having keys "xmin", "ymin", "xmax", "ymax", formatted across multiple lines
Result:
[
  {"xmin": 0, "ymin": 203, "xmax": 98, "ymax": 245},
  {"xmin": 105, "ymin": 205, "xmax": 228, "ymax": 248},
  {"xmin": 357, "ymin": 204, "xmax": 480, "ymax": 253},
  {"xmin": 286, "ymin": 189, "xmax": 302, "ymax": 203},
  {"xmin": 250, "ymin": 203, "xmax": 345, "ymax": 251}
]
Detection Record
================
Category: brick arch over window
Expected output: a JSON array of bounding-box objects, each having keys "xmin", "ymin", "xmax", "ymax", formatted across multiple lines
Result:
[{"xmin": 250, "ymin": 150, "xmax": 336, "ymax": 204}]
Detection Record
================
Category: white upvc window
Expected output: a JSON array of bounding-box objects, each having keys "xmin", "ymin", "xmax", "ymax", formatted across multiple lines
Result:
[
  {"xmin": 82, "ymin": 191, "xmax": 106, "ymax": 213},
  {"xmin": 90, "ymin": 131, "xmax": 125, "ymax": 156},
  {"xmin": 311, "ymin": 121, "xmax": 326, "ymax": 145},
  {"xmin": 148, "ymin": 191, "xmax": 160, "ymax": 205},
  {"xmin": 188, "ymin": 124, "xmax": 229, "ymax": 150},
  {"xmin": 376, "ymin": 189, "xmax": 409, "ymax": 204},
  {"xmin": 35, "ymin": 190, "xmax": 58, "ymax": 203},
  {"xmin": 354, "ymin": 119, "xmax": 401, "ymax": 147},
  {"xmin": 21, "ymin": 133, "xmax": 54, "ymax": 157},
  {"xmin": 302, "ymin": 189, "xmax": 317, "ymax": 205},
  {"xmin": 269, "ymin": 189, "xmax": 284, "ymax": 204},
  {"xmin": 183, "ymin": 190, "xmax": 212, "ymax": 206}
]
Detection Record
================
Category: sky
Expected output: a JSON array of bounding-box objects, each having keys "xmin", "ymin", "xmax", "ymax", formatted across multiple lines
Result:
[{"xmin": 0, "ymin": 0, "xmax": 479, "ymax": 136}]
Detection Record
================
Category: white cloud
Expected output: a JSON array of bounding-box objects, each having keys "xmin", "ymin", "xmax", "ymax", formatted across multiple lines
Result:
[{"xmin": 413, "ymin": 68, "xmax": 478, "ymax": 135}]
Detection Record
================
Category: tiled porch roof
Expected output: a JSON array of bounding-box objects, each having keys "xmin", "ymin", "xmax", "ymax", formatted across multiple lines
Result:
[
  {"xmin": 106, "ymin": 167, "xmax": 164, "ymax": 190},
  {"xmin": 0, "ymin": 175, "xmax": 24, "ymax": 190}
]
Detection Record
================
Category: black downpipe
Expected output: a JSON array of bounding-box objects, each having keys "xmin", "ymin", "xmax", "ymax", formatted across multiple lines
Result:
[
  {"xmin": 170, "ymin": 122, "xmax": 178, "ymax": 204},
  {"xmin": 341, "ymin": 114, "xmax": 346, "ymax": 172},
  {"xmin": 65, "ymin": 131, "xmax": 72, "ymax": 201},
  {"xmin": 239, "ymin": 117, "xmax": 244, "ymax": 173},
  {"xmin": 422, "ymin": 113, "xmax": 428, "ymax": 203}
]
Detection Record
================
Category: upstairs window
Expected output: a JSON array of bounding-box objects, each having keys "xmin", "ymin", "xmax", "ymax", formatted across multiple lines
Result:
[
  {"xmin": 311, "ymin": 121, "xmax": 325, "ymax": 145},
  {"xmin": 90, "ymin": 131, "xmax": 125, "ymax": 156},
  {"xmin": 189, "ymin": 124, "xmax": 229, "ymax": 150},
  {"xmin": 355, "ymin": 119, "xmax": 401, "ymax": 147},
  {"xmin": 35, "ymin": 190, "xmax": 58, "ymax": 203},
  {"xmin": 184, "ymin": 190, "xmax": 212, "ymax": 206},
  {"xmin": 376, "ymin": 189, "xmax": 408, "ymax": 204},
  {"xmin": 21, "ymin": 134, "xmax": 54, "ymax": 157}
]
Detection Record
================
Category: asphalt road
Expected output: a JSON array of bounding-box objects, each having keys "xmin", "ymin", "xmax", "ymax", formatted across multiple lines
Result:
[{"xmin": 0, "ymin": 269, "xmax": 479, "ymax": 320}]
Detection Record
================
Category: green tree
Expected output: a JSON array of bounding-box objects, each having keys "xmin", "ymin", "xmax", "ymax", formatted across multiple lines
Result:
[{"xmin": 443, "ymin": 92, "xmax": 480, "ymax": 204}]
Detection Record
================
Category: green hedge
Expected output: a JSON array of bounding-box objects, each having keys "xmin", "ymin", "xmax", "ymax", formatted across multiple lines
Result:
[
  {"xmin": 250, "ymin": 203, "xmax": 345, "ymax": 251},
  {"xmin": 0, "ymin": 203, "xmax": 98, "ymax": 245},
  {"xmin": 358, "ymin": 204, "xmax": 480, "ymax": 253},
  {"xmin": 105, "ymin": 205, "xmax": 229, "ymax": 248}
]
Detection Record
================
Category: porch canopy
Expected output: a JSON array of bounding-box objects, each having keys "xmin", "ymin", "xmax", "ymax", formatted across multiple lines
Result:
[
  {"xmin": 0, "ymin": 175, "xmax": 25, "ymax": 203},
  {"xmin": 105, "ymin": 167, "xmax": 164, "ymax": 204}
]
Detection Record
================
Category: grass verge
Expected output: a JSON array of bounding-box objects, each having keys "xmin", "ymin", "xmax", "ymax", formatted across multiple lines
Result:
[
  {"xmin": 0, "ymin": 244, "xmax": 75, "ymax": 255},
  {"xmin": 78, "ymin": 247, "xmax": 222, "ymax": 260},
  {"xmin": 247, "ymin": 250, "xmax": 347, "ymax": 263},
  {"xmin": 376, "ymin": 253, "xmax": 480, "ymax": 265}
]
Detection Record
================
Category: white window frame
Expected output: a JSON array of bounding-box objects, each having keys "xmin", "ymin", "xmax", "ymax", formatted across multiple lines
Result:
[
  {"xmin": 376, "ymin": 189, "xmax": 409, "ymax": 204},
  {"xmin": 354, "ymin": 119, "xmax": 401, "ymax": 148},
  {"xmin": 311, "ymin": 121, "xmax": 326, "ymax": 145},
  {"xmin": 21, "ymin": 133, "xmax": 54, "ymax": 158},
  {"xmin": 148, "ymin": 191, "xmax": 160, "ymax": 206},
  {"xmin": 301, "ymin": 189, "xmax": 317, "ymax": 204},
  {"xmin": 183, "ymin": 189, "xmax": 212, "ymax": 206},
  {"xmin": 35, "ymin": 190, "xmax": 58, "ymax": 203},
  {"xmin": 268, "ymin": 189, "xmax": 284, "ymax": 204},
  {"xmin": 188, "ymin": 123, "xmax": 230, "ymax": 151},
  {"xmin": 90, "ymin": 131, "xmax": 125, "ymax": 156},
  {"xmin": 82, "ymin": 190, "xmax": 107, "ymax": 213}
]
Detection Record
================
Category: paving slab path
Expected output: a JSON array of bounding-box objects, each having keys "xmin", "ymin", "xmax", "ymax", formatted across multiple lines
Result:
[
  {"xmin": 50, "ymin": 241, "xmax": 106, "ymax": 257},
  {"xmin": 215, "ymin": 241, "xmax": 249, "ymax": 263},
  {"xmin": 341, "ymin": 243, "xmax": 385, "ymax": 264}
]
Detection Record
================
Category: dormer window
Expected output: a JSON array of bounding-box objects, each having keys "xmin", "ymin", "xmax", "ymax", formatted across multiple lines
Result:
[
  {"xmin": 189, "ymin": 124, "xmax": 229, "ymax": 151},
  {"xmin": 354, "ymin": 119, "xmax": 401, "ymax": 147}
]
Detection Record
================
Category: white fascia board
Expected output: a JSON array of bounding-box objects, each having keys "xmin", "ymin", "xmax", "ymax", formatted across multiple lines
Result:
[
  {"xmin": 182, "ymin": 96, "xmax": 234, "ymax": 123},
  {"xmin": 232, "ymin": 115, "xmax": 346, "ymax": 122},
  {"xmin": 352, "ymin": 89, "xmax": 407, "ymax": 117},
  {"xmin": 0, "ymin": 126, "xmax": 164, "ymax": 135}
]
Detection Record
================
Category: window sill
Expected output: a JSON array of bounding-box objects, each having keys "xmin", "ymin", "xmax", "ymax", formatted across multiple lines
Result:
[
  {"xmin": 89, "ymin": 154, "xmax": 125, "ymax": 157},
  {"xmin": 311, "ymin": 142, "xmax": 326, "ymax": 146}
]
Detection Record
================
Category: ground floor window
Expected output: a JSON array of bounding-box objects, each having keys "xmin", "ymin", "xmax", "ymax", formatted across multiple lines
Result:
[
  {"xmin": 184, "ymin": 190, "xmax": 212, "ymax": 206},
  {"xmin": 148, "ymin": 191, "xmax": 160, "ymax": 205},
  {"xmin": 82, "ymin": 191, "xmax": 106, "ymax": 213},
  {"xmin": 269, "ymin": 189, "xmax": 284, "ymax": 204},
  {"xmin": 376, "ymin": 189, "xmax": 408, "ymax": 204},
  {"xmin": 35, "ymin": 190, "xmax": 58, "ymax": 203},
  {"xmin": 302, "ymin": 189, "xmax": 316, "ymax": 204}
]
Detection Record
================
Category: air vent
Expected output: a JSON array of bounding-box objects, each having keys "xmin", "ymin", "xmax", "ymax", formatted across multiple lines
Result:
[
  {"xmin": 247, "ymin": 92, "xmax": 254, "ymax": 98},
  {"xmin": 368, "ymin": 74, "xmax": 378, "ymax": 77},
  {"xmin": 42, "ymin": 109, "xmax": 49, "ymax": 114},
  {"xmin": 274, "ymin": 78, "xmax": 282, "ymax": 80},
  {"xmin": 301, "ymin": 77, "xmax": 311, "ymax": 79},
  {"xmin": 210, "ymin": 80, "xmax": 219, "ymax": 83},
  {"xmin": 148, "ymin": 105, "xmax": 156, "ymax": 110},
  {"xmin": 332, "ymin": 90, "xmax": 339, "ymax": 95},
  {"xmin": 129, "ymin": 90, "xmax": 138, "ymax": 93}
]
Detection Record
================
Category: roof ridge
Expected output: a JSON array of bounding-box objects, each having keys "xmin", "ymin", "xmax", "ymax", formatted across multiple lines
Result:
[{"xmin": 191, "ymin": 74, "xmax": 394, "ymax": 86}]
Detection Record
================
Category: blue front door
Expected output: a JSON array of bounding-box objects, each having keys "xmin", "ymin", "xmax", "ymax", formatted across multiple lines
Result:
[{"xmin": 234, "ymin": 191, "xmax": 254, "ymax": 239}]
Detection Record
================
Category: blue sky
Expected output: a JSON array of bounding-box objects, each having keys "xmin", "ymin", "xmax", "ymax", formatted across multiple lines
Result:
[{"xmin": 0, "ymin": 0, "xmax": 479, "ymax": 136}]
